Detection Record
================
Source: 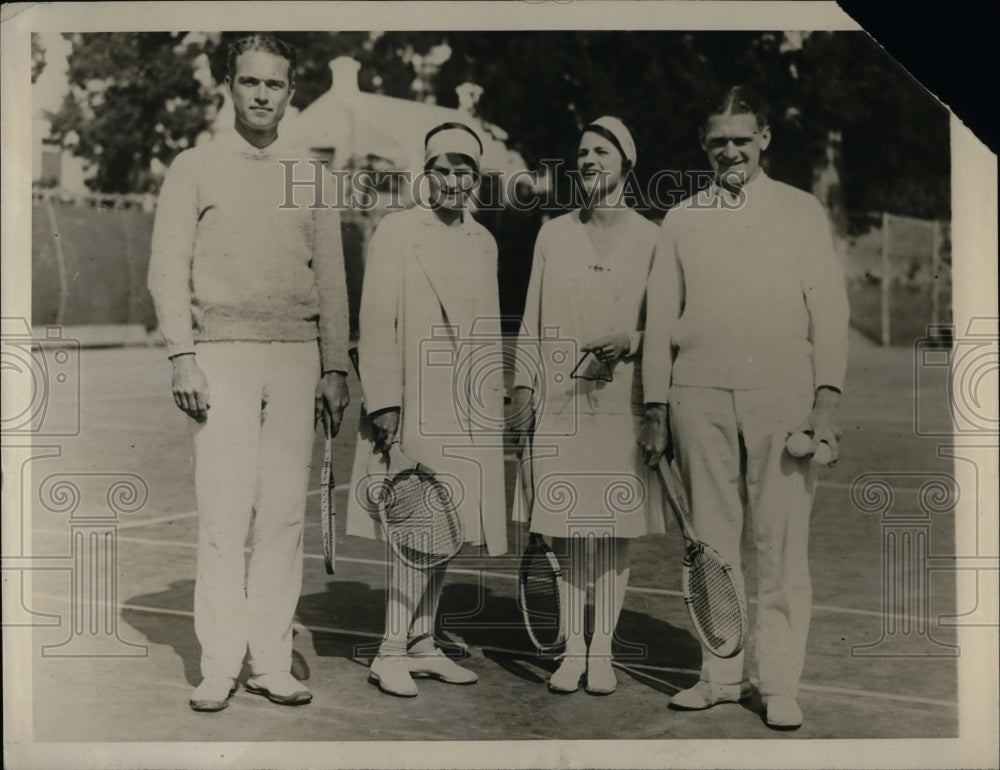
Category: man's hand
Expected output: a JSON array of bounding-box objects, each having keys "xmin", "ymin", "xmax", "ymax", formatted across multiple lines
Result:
[
  {"xmin": 638, "ymin": 403, "xmax": 670, "ymax": 467},
  {"xmin": 582, "ymin": 332, "xmax": 631, "ymax": 362},
  {"xmin": 315, "ymin": 372, "xmax": 350, "ymax": 438},
  {"xmin": 791, "ymin": 387, "xmax": 843, "ymax": 465},
  {"xmin": 508, "ymin": 387, "xmax": 535, "ymax": 446},
  {"xmin": 171, "ymin": 354, "xmax": 209, "ymax": 422},
  {"xmin": 370, "ymin": 407, "xmax": 400, "ymax": 453}
]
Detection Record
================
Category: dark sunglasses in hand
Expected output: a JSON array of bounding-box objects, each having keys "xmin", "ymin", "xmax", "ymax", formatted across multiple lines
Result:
[{"xmin": 569, "ymin": 351, "xmax": 614, "ymax": 383}]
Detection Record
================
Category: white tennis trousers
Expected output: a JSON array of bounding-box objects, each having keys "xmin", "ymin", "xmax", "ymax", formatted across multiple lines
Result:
[
  {"xmin": 191, "ymin": 341, "xmax": 319, "ymax": 679},
  {"xmin": 669, "ymin": 384, "xmax": 818, "ymax": 698}
]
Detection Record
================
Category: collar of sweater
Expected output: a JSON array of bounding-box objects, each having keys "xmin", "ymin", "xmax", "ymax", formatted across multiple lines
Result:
[
  {"xmin": 417, "ymin": 204, "xmax": 476, "ymax": 230},
  {"xmin": 708, "ymin": 168, "xmax": 772, "ymax": 206},
  {"xmin": 214, "ymin": 129, "xmax": 298, "ymax": 160}
]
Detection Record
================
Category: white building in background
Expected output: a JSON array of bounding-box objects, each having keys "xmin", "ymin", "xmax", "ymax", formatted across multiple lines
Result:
[
  {"xmin": 291, "ymin": 56, "xmax": 525, "ymax": 180},
  {"xmin": 32, "ymin": 115, "xmax": 89, "ymax": 195}
]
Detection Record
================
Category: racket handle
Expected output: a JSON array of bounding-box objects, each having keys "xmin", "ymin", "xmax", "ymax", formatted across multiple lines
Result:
[{"xmin": 657, "ymin": 456, "xmax": 697, "ymax": 542}]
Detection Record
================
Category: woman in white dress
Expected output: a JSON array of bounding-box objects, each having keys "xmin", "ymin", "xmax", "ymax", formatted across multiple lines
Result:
[{"xmin": 511, "ymin": 116, "xmax": 665, "ymax": 695}]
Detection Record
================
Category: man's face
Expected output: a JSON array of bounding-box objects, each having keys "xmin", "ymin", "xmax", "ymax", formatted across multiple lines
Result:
[
  {"xmin": 427, "ymin": 155, "xmax": 479, "ymax": 211},
  {"xmin": 701, "ymin": 112, "xmax": 771, "ymax": 189},
  {"xmin": 227, "ymin": 50, "xmax": 294, "ymax": 135}
]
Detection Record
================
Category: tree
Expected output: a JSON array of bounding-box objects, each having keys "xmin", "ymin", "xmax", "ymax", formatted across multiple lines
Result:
[
  {"xmin": 430, "ymin": 30, "xmax": 948, "ymax": 221},
  {"xmin": 48, "ymin": 33, "xmax": 216, "ymax": 193},
  {"xmin": 44, "ymin": 30, "xmax": 950, "ymax": 220}
]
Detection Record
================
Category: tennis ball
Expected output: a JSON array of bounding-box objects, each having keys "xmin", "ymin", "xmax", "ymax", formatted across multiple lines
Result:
[
  {"xmin": 812, "ymin": 442, "xmax": 834, "ymax": 466},
  {"xmin": 785, "ymin": 431, "xmax": 813, "ymax": 458}
]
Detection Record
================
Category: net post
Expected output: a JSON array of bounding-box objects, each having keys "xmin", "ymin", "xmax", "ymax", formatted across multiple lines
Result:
[
  {"xmin": 880, "ymin": 211, "xmax": 891, "ymax": 347},
  {"xmin": 931, "ymin": 219, "xmax": 942, "ymax": 328}
]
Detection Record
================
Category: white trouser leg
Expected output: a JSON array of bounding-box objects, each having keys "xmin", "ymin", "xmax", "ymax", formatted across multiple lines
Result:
[
  {"xmin": 192, "ymin": 343, "xmax": 263, "ymax": 679},
  {"xmin": 737, "ymin": 386, "xmax": 816, "ymax": 698},
  {"xmin": 669, "ymin": 386, "xmax": 747, "ymax": 687},
  {"xmin": 246, "ymin": 342, "xmax": 319, "ymax": 676}
]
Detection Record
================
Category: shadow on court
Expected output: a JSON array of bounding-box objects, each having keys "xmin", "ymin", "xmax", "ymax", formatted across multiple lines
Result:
[{"xmin": 299, "ymin": 579, "xmax": 703, "ymax": 694}]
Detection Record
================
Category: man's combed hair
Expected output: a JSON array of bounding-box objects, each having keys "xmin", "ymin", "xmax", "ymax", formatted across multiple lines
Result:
[
  {"xmin": 704, "ymin": 84, "xmax": 769, "ymax": 129},
  {"xmin": 227, "ymin": 34, "xmax": 298, "ymax": 87}
]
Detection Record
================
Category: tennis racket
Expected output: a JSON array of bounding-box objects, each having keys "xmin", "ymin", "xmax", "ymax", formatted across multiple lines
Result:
[
  {"xmin": 377, "ymin": 443, "xmax": 464, "ymax": 570},
  {"xmin": 657, "ymin": 457, "xmax": 749, "ymax": 659},
  {"xmin": 320, "ymin": 434, "xmax": 336, "ymax": 575},
  {"xmin": 516, "ymin": 434, "xmax": 566, "ymax": 653}
]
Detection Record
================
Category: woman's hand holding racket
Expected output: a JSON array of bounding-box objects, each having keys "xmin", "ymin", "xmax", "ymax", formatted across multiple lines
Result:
[{"xmin": 370, "ymin": 408, "xmax": 400, "ymax": 454}]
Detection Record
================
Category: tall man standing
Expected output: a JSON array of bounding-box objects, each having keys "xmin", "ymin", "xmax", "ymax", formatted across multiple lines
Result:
[
  {"xmin": 148, "ymin": 35, "xmax": 350, "ymax": 712},
  {"xmin": 640, "ymin": 85, "xmax": 849, "ymax": 729}
]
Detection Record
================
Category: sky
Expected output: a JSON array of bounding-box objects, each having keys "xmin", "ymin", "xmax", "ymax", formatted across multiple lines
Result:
[{"xmin": 33, "ymin": 32, "xmax": 71, "ymax": 118}]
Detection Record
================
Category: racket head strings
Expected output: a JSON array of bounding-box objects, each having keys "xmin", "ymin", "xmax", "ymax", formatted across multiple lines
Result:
[
  {"xmin": 380, "ymin": 467, "xmax": 463, "ymax": 569},
  {"xmin": 519, "ymin": 541, "xmax": 565, "ymax": 651},
  {"xmin": 683, "ymin": 544, "xmax": 749, "ymax": 658}
]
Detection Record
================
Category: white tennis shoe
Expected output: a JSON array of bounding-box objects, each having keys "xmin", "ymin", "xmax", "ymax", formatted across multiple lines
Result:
[
  {"xmin": 407, "ymin": 650, "xmax": 478, "ymax": 684},
  {"xmin": 669, "ymin": 680, "xmax": 751, "ymax": 710}
]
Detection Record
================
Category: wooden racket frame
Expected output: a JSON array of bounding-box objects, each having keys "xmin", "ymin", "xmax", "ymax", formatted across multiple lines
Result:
[
  {"xmin": 376, "ymin": 441, "xmax": 464, "ymax": 570},
  {"xmin": 656, "ymin": 456, "xmax": 749, "ymax": 659},
  {"xmin": 320, "ymin": 433, "xmax": 336, "ymax": 575},
  {"xmin": 517, "ymin": 432, "xmax": 567, "ymax": 653}
]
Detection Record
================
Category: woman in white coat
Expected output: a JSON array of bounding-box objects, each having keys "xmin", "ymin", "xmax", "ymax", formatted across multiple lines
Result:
[
  {"xmin": 511, "ymin": 117, "xmax": 664, "ymax": 695},
  {"xmin": 347, "ymin": 123, "xmax": 507, "ymax": 697}
]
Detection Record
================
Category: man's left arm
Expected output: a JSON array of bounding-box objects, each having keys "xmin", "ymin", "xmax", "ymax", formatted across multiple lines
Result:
[
  {"xmin": 800, "ymin": 198, "xmax": 851, "ymax": 460},
  {"xmin": 312, "ymin": 205, "xmax": 351, "ymax": 437}
]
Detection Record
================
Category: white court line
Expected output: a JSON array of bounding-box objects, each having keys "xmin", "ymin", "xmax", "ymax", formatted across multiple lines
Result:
[
  {"xmin": 306, "ymin": 483, "xmax": 351, "ymax": 497},
  {"xmin": 35, "ymin": 595, "xmax": 953, "ymax": 712},
  {"xmin": 106, "ymin": 534, "xmax": 921, "ymax": 623},
  {"xmin": 117, "ymin": 511, "xmax": 199, "ymax": 530},
  {"xmin": 33, "ymin": 474, "xmax": 922, "ymax": 539},
  {"xmin": 32, "ymin": 486, "xmax": 347, "ymax": 535},
  {"xmin": 616, "ymin": 662, "xmax": 956, "ymax": 710},
  {"xmin": 498, "ymin": 455, "xmax": 925, "ymax": 492}
]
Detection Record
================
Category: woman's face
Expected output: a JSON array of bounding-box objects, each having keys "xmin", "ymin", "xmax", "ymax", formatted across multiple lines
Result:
[
  {"xmin": 426, "ymin": 154, "xmax": 479, "ymax": 211},
  {"xmin": 577, "ymin": 131, "xmax": 625, "ymax": 197}
]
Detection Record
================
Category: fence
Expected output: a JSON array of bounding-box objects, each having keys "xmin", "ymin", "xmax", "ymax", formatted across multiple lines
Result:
[
  {"xmin": 33, "ymin": 190, "xmax": 949, "ymax": 349},
  {"xmin": 843, "ymin": 211, "xmax": 952, "ymax": 347}
]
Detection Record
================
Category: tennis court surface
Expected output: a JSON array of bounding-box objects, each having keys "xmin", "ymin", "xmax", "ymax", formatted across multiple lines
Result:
[{"xmin": 20, "ymin": 328, "xmax": 959, "ymax": 741}]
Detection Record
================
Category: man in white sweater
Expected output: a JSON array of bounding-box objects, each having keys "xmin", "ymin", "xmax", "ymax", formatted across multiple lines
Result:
[
  {"xmin": 148, "ymin": 35, "xmax": 350, "ymax": 712},
  {"xmin": 640, "ymin": 85, "xmax": 849, "ymax": 729}
]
